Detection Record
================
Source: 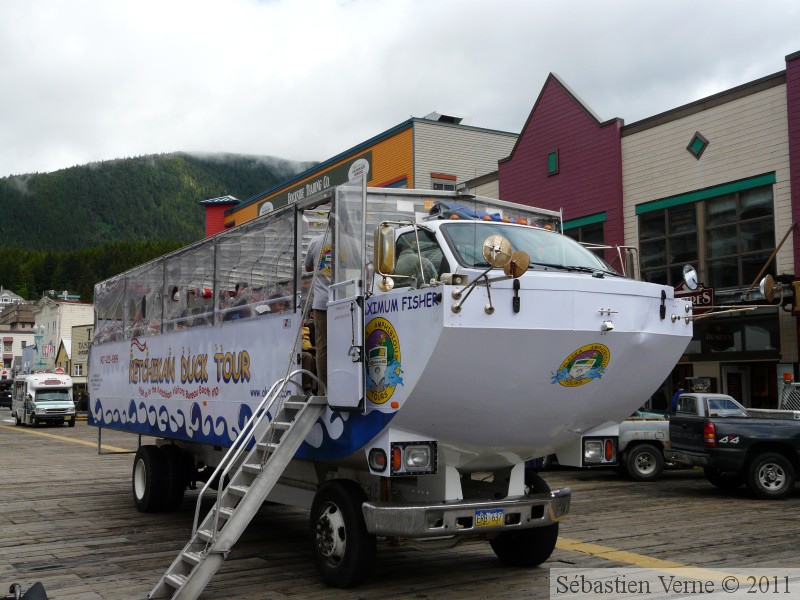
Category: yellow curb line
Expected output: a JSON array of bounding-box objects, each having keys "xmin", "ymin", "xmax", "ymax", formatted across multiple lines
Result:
[
  {"xmin": 556, "ymin": 536, "xmax": 737, "ymax": 580},
  {"xmin": 0, "ymin": 423, "xmax": 131, "ymax": 453}
]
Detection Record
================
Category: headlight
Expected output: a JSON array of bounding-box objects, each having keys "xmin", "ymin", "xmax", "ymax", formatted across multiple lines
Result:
[
  {"xmin": 390, "ymin": 441, "xmax": 437, "ymax": 475},
  {"xmin": 582, "ymin": 436, "xmax": 617, "ymax": 466},
  {"xmin": 584, "ymin": 440, "xmax": 603, "ymax": 463}
]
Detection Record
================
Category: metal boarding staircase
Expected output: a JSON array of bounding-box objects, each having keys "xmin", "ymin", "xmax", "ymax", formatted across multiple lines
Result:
[{"xmin": 148, "ymin": 371, "xmax": 325, "ymax": 600}]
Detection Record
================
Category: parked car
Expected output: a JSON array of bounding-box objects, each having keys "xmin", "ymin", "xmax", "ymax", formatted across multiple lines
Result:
[{"xmin": 0, "ymin": 390, "xmax": 11, "ymax": 409}]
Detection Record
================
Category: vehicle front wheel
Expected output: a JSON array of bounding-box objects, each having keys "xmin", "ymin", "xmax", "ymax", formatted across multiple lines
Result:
[
  {"xmin": 310, "ymin": 480, "xmax": 376, "ymax": 588},
  {"xmin": 67, "ymin": 418, "xmax": 75, "ymax": 428},
  {"xmin": 132, "ymin": 445, "xmax": 165, "ymax": 512},
  {"xmin": 492, "ymin": 472, "xmax": 558, "ymax": 567},
  {"xmin": 746, "ymin": 452, "xmax": 795, "ymax": 500},
  {"xmin": 703, "ymin": 467, "xmax": 744, "ymax": 490},
  {"xmin": 625, "ymin": 444, "xmax": 664, "ymax": 482}
]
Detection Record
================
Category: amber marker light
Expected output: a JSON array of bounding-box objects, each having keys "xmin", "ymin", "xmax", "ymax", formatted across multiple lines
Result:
[
  {"xmin": 391, "ymin": 446, "xmax": 402, "ymax": 472},
  {"xmin": 390, "ymin": 401, "xmax": 399, "ymax": 409},
  {"xmin": 604, "ymin": 439, "xmax": 615, "ymax": 462}
]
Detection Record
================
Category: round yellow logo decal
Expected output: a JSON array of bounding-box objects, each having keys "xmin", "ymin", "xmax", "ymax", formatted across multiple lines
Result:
[
  {"xmin": 365, "ymin": 317, "xmax": 403, "ymax": 404},
  {"xmin": 551, "ymin": 343, "xmax": 610, "ymax": 387}
]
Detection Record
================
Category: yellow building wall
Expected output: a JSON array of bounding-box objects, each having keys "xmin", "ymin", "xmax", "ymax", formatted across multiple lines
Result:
[{"xmin": 226, "ymin": 127, "xmax": 414, "ymax": 227}]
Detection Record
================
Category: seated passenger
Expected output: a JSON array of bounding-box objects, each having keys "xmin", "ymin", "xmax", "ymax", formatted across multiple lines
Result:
[{"xmin": 394, "ymin": 250, "xmax": 438, "ymax": 287}]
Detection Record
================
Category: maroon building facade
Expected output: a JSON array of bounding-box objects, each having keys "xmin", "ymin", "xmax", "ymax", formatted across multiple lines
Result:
[{"xmin": 498, "ymin": 74, "xmax": 624, "ymax": 266}]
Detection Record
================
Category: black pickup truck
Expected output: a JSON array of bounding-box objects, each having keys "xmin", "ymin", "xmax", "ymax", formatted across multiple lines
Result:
[{"xmin": 669, "ymin": 393, "xmax": 800, "ymax": 499}]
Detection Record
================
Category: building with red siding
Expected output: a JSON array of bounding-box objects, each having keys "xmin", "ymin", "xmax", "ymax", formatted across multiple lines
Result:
[{"xmin": 467, "ymin": 50, "xmax": 800, "ymax": 409}]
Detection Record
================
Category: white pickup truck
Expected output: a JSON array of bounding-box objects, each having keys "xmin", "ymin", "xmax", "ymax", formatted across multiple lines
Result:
[
  {"xmin": 533, "ymin": 411, "xmax": 674, "ymax": 481},
  {"xmin": 617, "ymin": 412, "xmax": 672, "ymax": 481}
]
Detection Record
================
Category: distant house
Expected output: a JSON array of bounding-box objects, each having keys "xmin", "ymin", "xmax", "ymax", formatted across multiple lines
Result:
[
  {"xmin": 0, "ymin": 287, "xmax": 25, "ymax": 305},
  {"xmin": 33, "ymin": 297, "xmax": 93, "ymax": 373}
]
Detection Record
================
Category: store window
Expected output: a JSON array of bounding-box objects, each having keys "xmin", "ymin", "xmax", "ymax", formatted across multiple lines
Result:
[
  {"xmin": 639, "ymin": 205, "xmax": 698, "ymax": 286},
  {"xmin": 638, "ymin": 183, "xmax": 774, "ymax": 291},
  {"xmin": 705, "ymin": 187, "xmax": 774, "ymax": 289},
  {"xmin": 565, "ymin": 221, "xmax": 604, "ymax": 258}
]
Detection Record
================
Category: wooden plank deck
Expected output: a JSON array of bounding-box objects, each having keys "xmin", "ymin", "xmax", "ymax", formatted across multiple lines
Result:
[{"xmin": 1, "ymin": 416, "xmax": 798, "ymax": 599}]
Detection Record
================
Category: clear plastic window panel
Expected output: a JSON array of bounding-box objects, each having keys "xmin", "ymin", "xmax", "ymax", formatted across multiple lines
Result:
[
  {"xmin": 124, "ymin": 260, "xmax": 165, "ymax": 339},
  {"xmin": 215, "ymin": 210, "xmax": 296, "ymax": 322},
  {"xmin": 94, "ymin": 276, "xmax": 126, "ymax": 344},
  {"xmin": 163, "ymin": 239, "xmax": 215, "ymax": 331}
]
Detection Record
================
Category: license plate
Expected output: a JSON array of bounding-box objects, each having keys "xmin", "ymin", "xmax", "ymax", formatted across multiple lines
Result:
[{"xmin": 475, "ymin": 508, "xmax": 504, "ymax": 527}]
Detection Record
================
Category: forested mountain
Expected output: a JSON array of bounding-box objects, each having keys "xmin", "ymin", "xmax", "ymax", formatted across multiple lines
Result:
[{"xmin": 0, "ymin": 152, "xmax": 312, "ymax": 301}]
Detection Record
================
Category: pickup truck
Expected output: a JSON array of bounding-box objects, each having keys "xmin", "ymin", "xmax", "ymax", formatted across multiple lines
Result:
[
  {"xmin": 530, "ymin": 411, "xmax": 675, "ymax": 481},
  {"xmin": 669, "ymin": 393, "xmax": 800, "ymax": 499},
  {"xmin": 617, "ymin": 412, "xmax": 671, "ymax": 481}
]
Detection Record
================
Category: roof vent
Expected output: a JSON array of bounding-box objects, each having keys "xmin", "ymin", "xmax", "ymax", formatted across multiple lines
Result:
[{"xmin": 423, "ymin": 111, "xmax": 464, "ymax": 125}]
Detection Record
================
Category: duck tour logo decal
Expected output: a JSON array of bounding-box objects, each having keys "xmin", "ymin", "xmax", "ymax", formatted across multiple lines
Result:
[
  {"xmin": 551, "ymin": 343, "xmax": 610, "ymax": 387},
  {"xmin": 365, "ymin": 317, "xmax": 403, "ymax": 404}
]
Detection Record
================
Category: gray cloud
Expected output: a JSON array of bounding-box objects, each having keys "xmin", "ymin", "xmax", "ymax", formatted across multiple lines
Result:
[{"xmin": 0, "ymin": 0, "xmax": 796, "ymax": 177}]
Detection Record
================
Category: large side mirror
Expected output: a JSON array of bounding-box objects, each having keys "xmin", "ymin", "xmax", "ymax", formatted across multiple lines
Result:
[
  {"xmin": 682, "ymin": 264, "xmax": 698, "ymax": 291},
  {"xmin": 759, "ymin": 274, "xmax": 783, "ymax": 303},
  {"xmin": 373, "ymin": 224, "xmax": 395, "ymax": 275},
  {"xmin": 481, "ymin": 235, "xmax": 513, "ymax": 268}
]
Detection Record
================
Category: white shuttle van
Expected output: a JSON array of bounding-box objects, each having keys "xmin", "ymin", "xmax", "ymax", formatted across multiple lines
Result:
[{"xmin": 12, "ymin": 369, "xmax": 75, "ymax": 427}]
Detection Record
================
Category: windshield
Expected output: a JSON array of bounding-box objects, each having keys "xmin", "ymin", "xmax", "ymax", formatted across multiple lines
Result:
[
  {"xmin": 440, "ymin": 222, "xmax": 613, "ymax": 272},
  {"xmin": 35, "ymin": 389, "xmax": 72, "ymax": 402}
]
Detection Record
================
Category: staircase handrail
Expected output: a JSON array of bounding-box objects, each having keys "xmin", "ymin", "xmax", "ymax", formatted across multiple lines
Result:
[{"xmin": 191, "ymin": 369, "xmax": 311, "ymax": 536}]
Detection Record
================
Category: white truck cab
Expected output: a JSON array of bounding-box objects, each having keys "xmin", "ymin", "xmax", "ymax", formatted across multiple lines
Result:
[{"xmin": 12, "ymin": 369, "xmax": 75, "ymax": 427}]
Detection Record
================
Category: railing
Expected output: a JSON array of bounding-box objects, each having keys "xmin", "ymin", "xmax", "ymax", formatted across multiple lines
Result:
[{"xmin": 190, "ymin": 368, "xmax": 318, "ymax": 540}]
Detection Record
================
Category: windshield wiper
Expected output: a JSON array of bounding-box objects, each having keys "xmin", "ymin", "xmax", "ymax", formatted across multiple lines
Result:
[{"xmin": 528, "ymin": 262, "xmax": 620, "ymax": 277}]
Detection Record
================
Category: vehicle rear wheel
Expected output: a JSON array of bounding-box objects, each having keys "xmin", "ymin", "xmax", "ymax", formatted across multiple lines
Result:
[
  {"xmin": 703, "ymin": 467, "xmax": 744, "ymax": 490},
  {"xmin": 132, "ymin": 445, "xmax": 165, "ymax": 512},
  {"xmin": 746, "ymin": 452, "xmax": 795, "ymax": 500},
  {"xmin": 160, "ymin": 445, "xmax": 188, "ymax": 511},
  {"xmin": 14, "ymin": 411, "xmax": 21, "ymax": 426},
  {"xmin": 310, "ymin": 480, "xmax": 376, "ymax": 588},
  {"xmin": 491, "ymin": 472, "xmax": 559, "ymax": 567},
  {"xmin": 625, "ymin": 444, "xmax": 664, "ymax": 482}
]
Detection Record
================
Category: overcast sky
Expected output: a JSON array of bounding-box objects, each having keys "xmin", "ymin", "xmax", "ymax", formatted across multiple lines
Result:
[{"xmin": 1, "ymin": 0, "xmax": 797, "ymax": 178}]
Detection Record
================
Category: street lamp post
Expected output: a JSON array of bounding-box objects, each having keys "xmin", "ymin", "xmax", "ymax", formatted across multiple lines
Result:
[{"xmin": 33, "ymin": 324, "xmax": 45, "ymax": 372}]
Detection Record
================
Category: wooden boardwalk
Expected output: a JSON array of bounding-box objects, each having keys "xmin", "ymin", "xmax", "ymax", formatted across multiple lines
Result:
[{"xmin": 1, "ymin": 415, "xmax": 798, "ymax": 599}]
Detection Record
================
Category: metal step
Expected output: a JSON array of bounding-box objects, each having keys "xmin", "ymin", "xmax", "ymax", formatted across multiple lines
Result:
[{"xmin": 148, "ymin": 395, "xmax": 325, "ymax": 600}]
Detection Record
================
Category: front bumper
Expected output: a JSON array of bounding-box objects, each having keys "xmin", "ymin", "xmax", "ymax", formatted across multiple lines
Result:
[
  {"xmin": 35, "ymin": 411, "xmax": 75, "ymax": 422},
  {"xmin": 362, "ymin": 486, "xmax": 571, "ymax": 538}
]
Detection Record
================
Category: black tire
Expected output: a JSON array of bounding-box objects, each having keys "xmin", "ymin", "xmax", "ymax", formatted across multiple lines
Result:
[
  {"xmin": 31, "ymin": 415, "xmax": 37, "ymax": 427},
  {"xmin": 160, "ymin": 445, "xmax": 188, "ymax": 512},
  {"xmin": 492, "ymin": 472, "xmax": 558, "ymax": 567},
  {"xmin": 310, "ymin": 480, "xmax": 376, "ymax": 588},
  {"xmin": 703, "ymin": 467, "xmax": 744, "ymax": 490},
  {"xmin": 625, "ymin": 444, "xmax": 664, "ymax": 482},
  {"xmin": 132, "ymin": 445, "xmax": 165, "ymax": 512},
  {"xmin": 746, "ymin": 452, "xmax": 795, "ymax": 500},
  {"xmin": 14, "ymin": 411, "xmax": 21, "ymax": 426},
  {"xmin": 67, "ymin": 418, "xmax": 75, "ymax": 428}
]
